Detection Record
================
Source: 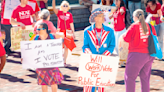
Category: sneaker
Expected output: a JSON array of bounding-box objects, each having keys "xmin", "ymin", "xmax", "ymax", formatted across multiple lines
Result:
[{"xmin": 64, "ymin": 63, "xmax": 71, "ymax": 67}]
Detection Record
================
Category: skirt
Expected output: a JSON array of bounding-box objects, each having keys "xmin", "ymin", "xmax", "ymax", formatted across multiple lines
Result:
[
  {"xmin": 36, "ymin": 68, "xmax": 64, "ymax": 85},
  {"xmin": 0, "ymin": 42, "xmax": 6, "ymax": 57}
]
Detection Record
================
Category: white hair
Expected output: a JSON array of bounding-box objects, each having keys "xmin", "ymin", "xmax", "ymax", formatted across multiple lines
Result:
[
  {"xmin": 60, "ymin": 1, "xmax": 70, "ymax": 11},
  {"xmin": 39, "ymin": 9, "xmax": 50, "ymax": 20}
]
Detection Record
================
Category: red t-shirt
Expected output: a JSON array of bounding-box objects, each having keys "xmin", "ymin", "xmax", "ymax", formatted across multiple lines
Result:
[
  {"xmin": 113, "ymin": 7, "xmax": 126, "ymax": 31},
  {"xmin": 0, "ymin": 42, "xmax": 6, "ymax": 57},
  {"xmin": 57, "ymin": 10, "xmax": 74, "ymax": 30},
  {"xmin": 123, "ymin": 22, "xmax": 157, "ymax": 53},
  {"xmin": 161, "ymin": 4, "xmax": 164, "ymax": 16},
  {"xmin": 1, "ymin": 0, "xmax": 40, "ymax": 25},
  {"xmin": 146, "ymin": 2, "xmax": 161, "ymax": 24},
  {"xmin": 11, "ymin": 5, "xmax": 35, "ymax": 25}
]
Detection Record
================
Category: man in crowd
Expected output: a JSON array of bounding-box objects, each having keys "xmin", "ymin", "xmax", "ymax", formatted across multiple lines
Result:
[
  {"xmin": 10, "ymin": 0, "xmax": 37, "ymax": 28},
  {"xmin": 1, "ymin": 0, "xmax": 39, "ymax": 56},
  {"xmin": 128, "ymin": 0, "xmax": 141, "ymax": 23}
]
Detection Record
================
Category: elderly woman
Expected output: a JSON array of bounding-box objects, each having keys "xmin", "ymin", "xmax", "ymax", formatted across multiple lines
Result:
[
  {"xmin": 34, "ymin": 9, "xmax": 57, "ymax": 34},
  {"xmin": 52, "ymin": 0, "xmax": 75, "ymax": 67},
  {"xmin": 124, "ymin": 9, "xmax": 156, "ymax": 92}
]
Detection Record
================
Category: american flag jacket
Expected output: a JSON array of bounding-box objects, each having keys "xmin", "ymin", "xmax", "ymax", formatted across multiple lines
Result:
[{"xmin": 82, "ymin": 23, "xmax": 115, "ymax": 56}]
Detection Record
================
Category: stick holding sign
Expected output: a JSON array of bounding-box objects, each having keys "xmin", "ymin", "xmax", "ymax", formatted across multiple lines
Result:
[{"xmin": 21, "ymin": 39, "xmax": 64, "ymax": 69}]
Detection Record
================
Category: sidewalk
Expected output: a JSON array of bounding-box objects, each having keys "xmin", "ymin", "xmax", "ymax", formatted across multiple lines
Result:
[{"xmin": 0, "ymin": 30, "xmax": 164, "ymax": 92}]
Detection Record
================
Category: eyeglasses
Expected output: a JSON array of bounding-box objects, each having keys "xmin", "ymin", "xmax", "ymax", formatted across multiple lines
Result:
[
  {"xmin": 37, "ymin": 28, "xmax": 45, "ymax": 31},
  {"xmin": 63, "ymin": 5, "xmax": 68, "ymax": 7}
]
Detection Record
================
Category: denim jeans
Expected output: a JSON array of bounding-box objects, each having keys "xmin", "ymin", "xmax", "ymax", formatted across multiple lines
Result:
[
  {"xmin": 158, "ymin": 23, "xmax": 164, "ymax": 57},
  {"xmin": 115, "ymin": 28, "xmax": 126, "ymax": 55},
  {"xmin": 128, "ymin": 1, "xmax": 141, "ymax": 23}
]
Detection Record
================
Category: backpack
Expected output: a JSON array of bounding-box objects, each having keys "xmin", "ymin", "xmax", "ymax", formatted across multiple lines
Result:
[
  {"xmin": 34, "ymin": 34, "xmax": 54, "ymax": 40},
  {"xmin": 125, "ymin": 9, "xmax": 132, "ymax": 29}
]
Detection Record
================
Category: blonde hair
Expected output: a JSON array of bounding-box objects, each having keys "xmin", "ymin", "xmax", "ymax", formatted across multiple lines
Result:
[
  {"xmin": 60, "ymin": 1, "xmax": 70, "ymax": 11},
  {"xmin": 133, "ymin": 9, "xmax": 148, "ymax": 35}
]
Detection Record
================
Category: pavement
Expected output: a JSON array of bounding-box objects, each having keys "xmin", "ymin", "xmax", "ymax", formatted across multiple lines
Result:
[{"xmin": 0, "ymin": 30, "xmax": 164, "ymax": 92}]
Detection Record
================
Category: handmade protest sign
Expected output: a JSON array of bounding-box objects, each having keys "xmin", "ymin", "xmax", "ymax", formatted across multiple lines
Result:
[
  {"xmin": 21, "ymin": 39, "xmax": 64, "ymax": 69},
  {"xmin": 78, "ymin": 54, "xmax": 119, "ymax": 87},
  {"xmin": 10, "ymin": 26, "xmax": 33, "ymax": 50},
  {"xmin": 92, "ymin": 4, "xmax": 116, "ymax": 28},
  {"xmin": 4, "ymin": 0, "xmax": 36, "ymax": 19}
]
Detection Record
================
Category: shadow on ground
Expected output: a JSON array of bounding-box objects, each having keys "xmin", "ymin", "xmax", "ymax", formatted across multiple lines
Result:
[{"xmin": 0, "ymin": 73, "xmax": 31, "ymax": 83}]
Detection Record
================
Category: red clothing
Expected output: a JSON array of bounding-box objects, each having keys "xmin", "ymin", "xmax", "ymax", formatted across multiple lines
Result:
[
  {"xmin": 146, "ymin": 2, "xmax": 161, "ymax": 24},
  {"xmin": 113, "ymin": 7, "xmax": 126, "ymax": 31},
  {"xmin": 123, "ymin": 22, "xmax": 157, "ymax": 53},
  {"xmin": 40, "ymin": 1, "xmax": 46, "ymax": 9},
  {"xmin": 57, "ymin": 10, "xmax": 74, "ymax": 30},
  {"xmin": 11, "ymin": 5, "xmax": 35, "ymax": 25},
  {"xmin": 1, "ymin": 0, "xmax": 40, "ymax": 25},
  {"xmin": 34, "ymin": 20, "xmax": 57, "ymax": 33},
  {"xmin": 1, "ymin": 0, "xmax": 10, "ymax": 25},
  {"xmin": 0, "ymin": 42, "xmax": 6, "ymax": 57},
  {"xmin": 161, "ymin": 4, "xmax": 164, "ymax": 16}
]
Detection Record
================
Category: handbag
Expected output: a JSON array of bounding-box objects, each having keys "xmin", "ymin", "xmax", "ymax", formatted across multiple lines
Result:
[
  {"xmin": 63, "ymin": 12, "xmax": 76, "ymax": 51},
  {"xmin": 148, "ymin": 24, "xmax": 163, "ymax": 59}
]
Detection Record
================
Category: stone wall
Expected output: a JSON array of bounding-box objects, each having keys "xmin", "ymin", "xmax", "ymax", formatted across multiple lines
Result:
[
  {"xmin": 49, "ymin": 5, "xmax": 91, "ymax": 29},
  {"xmin": 47, "ymin": 0, "xmax": 79, "ymax": 6}
]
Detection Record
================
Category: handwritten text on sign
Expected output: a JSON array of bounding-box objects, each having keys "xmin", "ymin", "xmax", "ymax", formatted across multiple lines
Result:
[
  {"xmin": 78, "ymin": 54, "xmax": 119, "ymax": 87},
  {"xmin": 21, "ymin": 39, "xmax": 64, "ymax": 69},
  {"xmin": 11, "ymin": 26, "xmax": 33, "ymax": 50}
]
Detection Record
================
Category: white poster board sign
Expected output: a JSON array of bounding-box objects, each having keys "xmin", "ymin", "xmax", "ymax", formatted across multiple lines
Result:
[
  {"xmin": 21, "ymin": 39, "xmax": 64, "ymax": 69},
  {"xmin": 4, "ymin": 0, "xmax": 36, "ymax": 19},
  {"xmin": 78, "ymin": 54, "xmax": 119, "ymax": 87},
  {"xmin": 92, "ymin": 4, "xmax": 116, "ymax": 28}
]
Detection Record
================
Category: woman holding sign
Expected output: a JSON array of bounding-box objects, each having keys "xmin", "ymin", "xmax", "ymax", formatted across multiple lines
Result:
[
  {"xmin": 109, "ymin": 0, "xmax": 126, "ymax": 55},
  {"xmin": 22, "ymin": 23, "xmax": 64, "ymax": 92},
  {"xmin": 52, "ymin": 0, "xmax": 76, "ymax": 67},
  {"xmin": 123, "ymin": 9, "xmax": 156, "ymax": 92},
  {"xmin": 82, "ymin": 8, "xmax": 115, "ymax": 92}
]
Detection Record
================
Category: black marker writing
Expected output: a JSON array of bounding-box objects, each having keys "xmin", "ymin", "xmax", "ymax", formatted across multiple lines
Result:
[
  {"xmin": 25, "ymin": 43, "xmax": 32, "ymax": 50},
  {"xmin": 44, "ymin": 53, "xmax": 59, "ymax": 61},
  {"xmin": 35, "ymin": 57, "xmax": 41, "ymax": 64}
]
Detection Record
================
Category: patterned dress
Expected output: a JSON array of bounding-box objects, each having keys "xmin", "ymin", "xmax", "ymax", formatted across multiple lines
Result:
[{"xmin": 35, "ymin": 34, "xmax": 64, "ymax": 85}]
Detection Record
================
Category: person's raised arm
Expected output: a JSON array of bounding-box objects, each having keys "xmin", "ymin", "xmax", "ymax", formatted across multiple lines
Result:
[{"xmin": 52, "ymin": 0, "xmax": 58, "ymax": 14}]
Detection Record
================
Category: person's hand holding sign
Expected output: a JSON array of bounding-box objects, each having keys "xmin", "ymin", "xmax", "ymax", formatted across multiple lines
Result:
[{"xmin": 18, "ymin": 22, "xmax": 26, "ymax": 29}]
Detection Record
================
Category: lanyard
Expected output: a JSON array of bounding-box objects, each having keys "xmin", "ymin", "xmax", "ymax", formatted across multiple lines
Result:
[{"xmin": 95, "ymin": 27, "xmax": 103, "ymax": 46}]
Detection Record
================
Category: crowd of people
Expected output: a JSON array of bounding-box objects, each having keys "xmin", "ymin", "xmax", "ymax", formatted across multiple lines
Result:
[{"xmin": 0, "ymin": 0, "xmax": 164, "ymax": 92}]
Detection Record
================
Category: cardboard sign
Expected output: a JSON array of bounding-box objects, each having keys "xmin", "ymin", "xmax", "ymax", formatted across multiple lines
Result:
[
  {"xmin": 78, "ymin": 54, "xmax": 119, "ymax": 87},
  {"xmin": 92, "ymin": 4, "xmax": 116, "ymax": 28},
  {"xmin": 11, "ymin": 26, "xmax": 33, "ymax": 50},
  {"xmin": 21, "ymin": 39, "xmax": 64, "ymax": 69},
  {"xmin": 3, "ymin": 0, "xmax": 36, "ymax": 19},
  {"xmin": 118, "ymin": 34, "xmax": 129, "ymax": 61}
]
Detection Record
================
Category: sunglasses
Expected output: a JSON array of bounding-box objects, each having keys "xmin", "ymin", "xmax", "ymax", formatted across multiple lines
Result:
[
  {"xmin": 37, "ymin": 28, "xmax": 45, "ymax": 31},
  {"xmin": 63, "ymin": 5, "xmax": 68, "ymax": 7}
]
